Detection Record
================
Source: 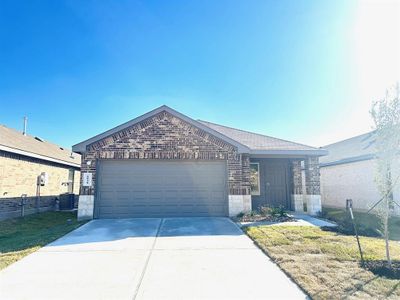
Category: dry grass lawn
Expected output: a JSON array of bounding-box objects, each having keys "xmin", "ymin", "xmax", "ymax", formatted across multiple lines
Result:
[{"xmin": 245, "ymin": 225, "xmax": 400, "ymax": 299}]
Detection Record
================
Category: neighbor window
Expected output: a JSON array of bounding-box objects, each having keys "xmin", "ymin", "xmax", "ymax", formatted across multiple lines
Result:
[{"xmin": 250, "ymin": 163, "xmax": 260, "ymax": 195}]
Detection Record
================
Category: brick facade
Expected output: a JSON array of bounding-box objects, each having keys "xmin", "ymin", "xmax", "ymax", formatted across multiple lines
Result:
[
  {"xmin": 291, "ymin": 159, "xmax": 303, "ymax": 194},
  {"xmin": 321, "ymin": 158, "xmax": 400, "ymax": 215},
  {"xmin": 290, "ymin": 157, "xmax": 322, "ymax": 215},
  {"xmin": 80, "ymin": 111, "xmax": 251, "ymax": 198},
  {"xmin": 304, "ymin": 156, "xmax": 321, "ymax": 195},
  {"xmin": 0, "ymin": 150, "xmax": 80, "ymax": 220},
  {"xmin": 290, "ymin": 157, "xmax": 321, "ymax": 196}
]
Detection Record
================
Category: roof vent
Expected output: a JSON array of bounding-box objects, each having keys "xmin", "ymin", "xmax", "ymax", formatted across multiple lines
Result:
[{"xmin": 34, "ymin": 136, "xmax": 45, "ymax": 142}]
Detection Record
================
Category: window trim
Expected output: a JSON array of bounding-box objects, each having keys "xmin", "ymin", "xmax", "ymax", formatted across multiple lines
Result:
[{"xmin": 250, "ymin": 162, "xmax": 261, "ymax": 196}]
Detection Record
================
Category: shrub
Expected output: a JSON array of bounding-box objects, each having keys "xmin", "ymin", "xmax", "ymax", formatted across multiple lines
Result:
[
  {"xmin": 236, "ymin": 212, "xmax": 245, "ymax": 218},
  {"xmin": 270, "ymin": 206, "xmax": 288, "ymax": 217},
  {"xmin": 249, "ymin": 210, "xmax": 258, "ymax": 217},
  {"xmin": 260, "ymin": 206, "xmax": 272, "ymax": 216},
  {"xmin": 235, "ymin": 206, "xmax": 292, "ymax": 222}
]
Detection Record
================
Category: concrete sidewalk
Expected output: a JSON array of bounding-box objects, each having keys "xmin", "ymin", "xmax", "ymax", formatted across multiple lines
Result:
[
  {"xmin": 239, "ymin": 213, "xmax": 337, "ymax": 228},
  {"xmin": 0, "ymin": 217, "xmax": 307, "ymax": 300}
]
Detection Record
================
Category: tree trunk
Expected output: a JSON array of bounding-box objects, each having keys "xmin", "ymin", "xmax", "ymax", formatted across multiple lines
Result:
[{"xmin": 384, "ymin": 196, "xmax": 392, "ymax": 268}]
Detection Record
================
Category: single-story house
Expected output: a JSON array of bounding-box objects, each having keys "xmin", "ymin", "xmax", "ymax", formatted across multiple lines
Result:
[
  {"xmin": 72, "ymin": 105, "xmax": 327, "ymax": 220},
  {"xmin": 320, "ymin": 131, "xmax": 400, "ymax": 215},
  {"xmin": 0, "ymin": 124, "xmax": 81, "ymax": 220}
]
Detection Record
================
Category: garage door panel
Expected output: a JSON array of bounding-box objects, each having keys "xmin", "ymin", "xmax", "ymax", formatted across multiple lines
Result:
[
  {"xmin": 129, "ymin": 190, "xmax": 146, "ymax": 198},
  {"xmin": 212, "ymin": 191, "xmax": 225, "ymax": 201},
  {"xmin": 164, "ymin": 176, "xmax": 180, "ymax": 185},
  {"xmin": 98, "ymin": 191, "xmax": 114, "ymax": 201},
  {"xmin": 96, "ymin": 160, "xmax": 227, "ymax": 218},
  {"xmin": 164, "ymin": 190, "xmax": 180, "ymax": 199},
  {"xmin": 148, "ymin": 190, "xmax": 163, "ymax": 198}
]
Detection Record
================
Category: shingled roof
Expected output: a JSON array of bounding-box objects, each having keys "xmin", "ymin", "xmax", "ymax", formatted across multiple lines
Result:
[
  {"xmin": 198, "ymin": 120, "xmax": 326, "ymax": 155},
  {"xmin": 72, "ymin": 105, "xmax": 327, "ymax": 156},
  {"xmin": 0, "ymin": 125, "xmax": 80, "ymax": 168}
]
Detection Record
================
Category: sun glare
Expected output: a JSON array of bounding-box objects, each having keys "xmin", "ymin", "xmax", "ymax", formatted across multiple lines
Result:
[{"xmin": 353, "ymin": 0, "xmax": 400, "ymax": 106}]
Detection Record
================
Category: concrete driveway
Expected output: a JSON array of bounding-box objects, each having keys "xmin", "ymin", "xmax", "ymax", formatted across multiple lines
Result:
[{"xmin": 0, "ymin": 218, "xmax": 306, "ymax": 300}]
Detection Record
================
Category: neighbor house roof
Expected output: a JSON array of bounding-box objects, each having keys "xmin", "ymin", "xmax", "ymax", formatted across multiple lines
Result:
[
  {"xmin": 0, "ymin": 125, "xmax": 80, "ymax": 168},
  {"xmin": 198, "ymin": 120, "xmax": 326, "ymax": 156},
  {"xmin": 72, "ymin": 105, "xmax": 327, "ymax": 156},
  {"xmin": 319, "ymin": 131, "xmax": 376, "ymax": 167}
]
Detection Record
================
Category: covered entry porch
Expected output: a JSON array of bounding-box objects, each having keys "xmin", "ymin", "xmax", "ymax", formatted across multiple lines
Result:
[{"xmin": 249, "ymin": 156, "xmax": 322, "ymax": 215}]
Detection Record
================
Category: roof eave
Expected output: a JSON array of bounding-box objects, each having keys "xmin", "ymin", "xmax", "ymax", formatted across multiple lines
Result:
[
  {"xmin": 320, "ymin": 154, "xmax": 376, "ymax": 167},
  {"xmin": 0, "ymin": 145, "xmax": 81, "ymax": 168},
  {"xmin": 250, "ymin": 149, "xmax": 329, "ymax": 156}
]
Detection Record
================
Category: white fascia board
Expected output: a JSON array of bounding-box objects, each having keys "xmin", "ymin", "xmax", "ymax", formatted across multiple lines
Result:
[
  {"xmin": 72, "ymin": 105, "xmax": 250, "ymax": 154},
  {"xmin": 0, "ymin": 145, "xmax": 80, "ymax": 168}
]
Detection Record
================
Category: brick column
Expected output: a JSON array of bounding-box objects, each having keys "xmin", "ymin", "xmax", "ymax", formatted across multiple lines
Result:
[
  {"xmin": 77, "ymin": 152, "xmax": 96, "ymax": 220},
  {"xmin": 228, "ymin": 154, "xmax": 252, "ymax": 217},
  {"xmin": 304, "ymin": 156, "xmax": 322, "ymax": 215},
  {"xmin": 290, "ymin": 160, "xmax": 304, "ymax": 212}
]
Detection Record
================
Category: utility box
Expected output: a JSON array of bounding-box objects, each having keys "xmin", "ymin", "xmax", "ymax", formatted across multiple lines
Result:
[{"xmin": 38, "ymin": 172, "xmax": 49, "ymax": 186}]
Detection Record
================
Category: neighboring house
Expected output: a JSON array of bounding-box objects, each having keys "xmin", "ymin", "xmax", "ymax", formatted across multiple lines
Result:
[
  {"xmin": 0, "ymin": 125, "xmax": 81, "ymax": 220},
  {"xmin": 320, "ymin": 131, "xmax": 400, "ymax": 215},
  {"xmin": 72, "ymin": 105, "xmax": 327, "ymax": 220}
]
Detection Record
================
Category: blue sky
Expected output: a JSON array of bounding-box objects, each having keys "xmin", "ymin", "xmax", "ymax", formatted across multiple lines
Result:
[{"xmin": 0, "ymin": 0, "xmax": 399, "ymax": 148}]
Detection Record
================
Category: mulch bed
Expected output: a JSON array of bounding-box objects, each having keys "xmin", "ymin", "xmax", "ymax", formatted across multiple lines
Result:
[
  {"xmin": 234, "ymin": 215, "xmax": 295, "ymax": 223},
  {"xmin": 363, "ymin": 260, "xmax": 400, "ymax": 279}
]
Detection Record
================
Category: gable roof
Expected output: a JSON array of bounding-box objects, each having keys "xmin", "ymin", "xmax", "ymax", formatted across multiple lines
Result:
[
  {"xmin": 198, "ymin": 120, "xmax": 327, "ymax": 156},
  {"xmin": 0, "ymin": 125, "xmax": 80, "ymax": 168},
  {"xmin": 72, "ymin": 105, "xmax": 250, "ymax": 153},
  {"xmin": 320, "ymin": 131, "xmax": 376, "ymax": 167},
  {"xmin": 72, "ymin": 105, "xmax": 327, "ymax": 156}
]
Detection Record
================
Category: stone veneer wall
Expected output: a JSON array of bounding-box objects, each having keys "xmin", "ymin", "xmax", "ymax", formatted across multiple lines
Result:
[{"xmin": 78, "ymin": 111, "xmax": 251, "ymax": 218}]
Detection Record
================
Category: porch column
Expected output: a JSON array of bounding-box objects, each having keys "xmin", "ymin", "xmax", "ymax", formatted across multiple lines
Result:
[
  {"xmin": 304, "ymin": 156, "xmax": 322, "ymax": 215},
  {"xmin": 77, "ymin": 152, "xmax": 96, "ymax": 221},
  {"xmin": 291, "ymin": 160, "xmax": 304, "ymax": 212},
  {"xmin": 227, "ymin": 153, "xmax": 252, "ymax": 217}
]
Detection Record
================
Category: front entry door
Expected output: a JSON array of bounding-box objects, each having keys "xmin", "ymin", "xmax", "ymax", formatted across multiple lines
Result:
[{"xmin": 264, "ymin": 161, "xmax": 289, "ymax": 208}]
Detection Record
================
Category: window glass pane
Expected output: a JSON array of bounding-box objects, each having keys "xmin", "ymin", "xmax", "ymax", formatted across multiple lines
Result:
[{"xmin": 250, "ymin": 163, "xmax": 260, "ymax": 195}]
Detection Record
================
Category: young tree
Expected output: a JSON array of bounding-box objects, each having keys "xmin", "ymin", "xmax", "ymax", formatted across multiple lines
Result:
[{"xmin": 370, "ymin": 83, "xmax": 400, "ymax": 268}]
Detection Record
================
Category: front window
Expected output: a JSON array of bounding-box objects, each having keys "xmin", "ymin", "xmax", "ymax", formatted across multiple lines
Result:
[{"xmin": 250, "ymin": 163, "xmax": 260, "ymax": 195}]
